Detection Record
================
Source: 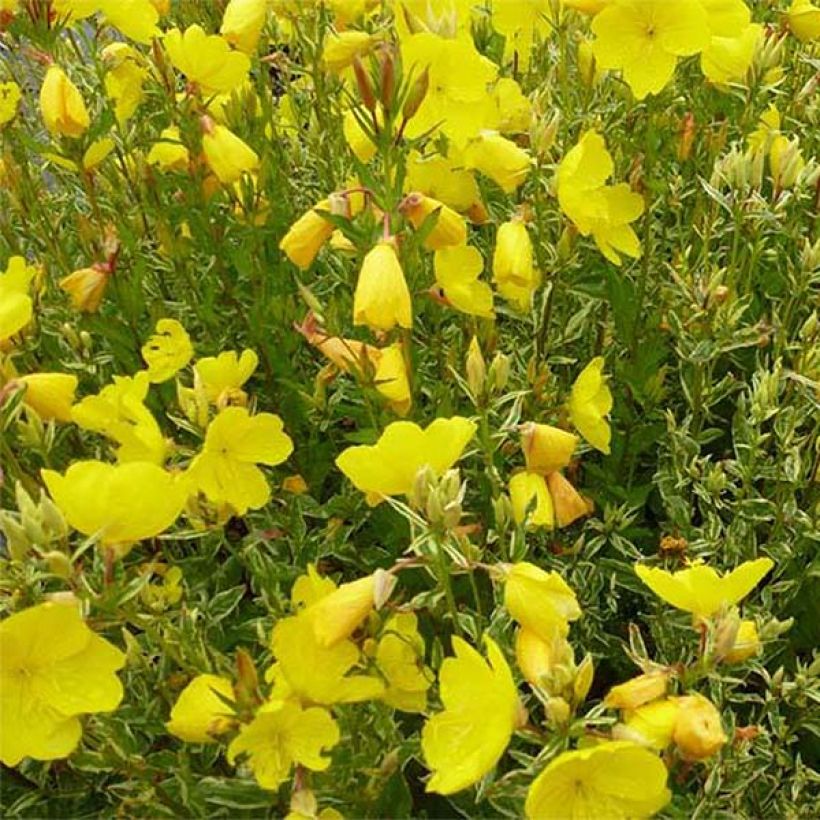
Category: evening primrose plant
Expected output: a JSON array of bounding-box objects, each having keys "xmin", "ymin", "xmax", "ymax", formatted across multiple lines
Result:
[{"xmin": 0, "ymin": 0, "xmax": 818, "ymax": 817}]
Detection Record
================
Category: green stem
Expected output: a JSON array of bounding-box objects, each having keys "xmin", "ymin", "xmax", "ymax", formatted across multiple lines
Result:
[{"xmin": 433, "ymin": 536, "xmax": 461, "ymax": 638}]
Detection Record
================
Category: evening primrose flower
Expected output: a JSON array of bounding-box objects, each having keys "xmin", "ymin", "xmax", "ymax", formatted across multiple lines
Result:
[
  {"xmin": 279, "ymin": 199, "xmax": 336, "ymax": 270},
  {"xmin": 186, "ymin": 406, "xmax": 293, "ymax": 515},
  {"xmin": 400, "ymin": 192, "xmax": 467, "ymax": 251},
  {"xmin": 0, "ymin": 80, "xmax": 21, "ymax": 125},
  {"xmin": 725, "ymin": 619, "xmax": 761, "ymax": 664},
  {"xmin": 201, "ymin": 119, "xmax": 259, "ymax": 185},
  {"xmin": 432, "ymin": 244, "xmax": 494, "ymax": 318},
  {"xmin": 194, "ymin": 349, "xmax": 259, "ymax": 405},
  {"xmin": 376, "ymin": 612, "xmax": 432, "ymax": 712},
  {"xmin": 405, "ymin": 151, "xmax": 481, "ymax": 213},
  {"xmin": 0, "ymin": 601, "xmax": 125, "ymax": 766},
  {"xmin": 42, "ymin": 460, "xmax": 187, "ymax": 555},
  {"xmin": 221, "ymin": 0, "xmax": 269, "ymax": 53},
  {"xmin": 323, "ymin": 30, "xmax": 376, "ymax": 73},
  {"xmin": 699, "ymin": 0, "xmax": 762, "ymax": 85},
  {"xmin": 503, "ymin": 562, "xmax": 581, "ymax": 641},
  {"xmin": 353, "ymin": 241, "xmax": 413, "ymax": 331},
  {"xmin": 616, "ymin": 697, "xmax": 681, "ymax": 749},
  {"xmin": 788, "ymin": 0, "xmax": 820, "ymax": 42},
  {"xmin": 635, "ymin": 558, "xmax": 774, "ymax": 619},
  {"xmin": 164, "ymin": 25, "xmax": 250, "ymax": 94},
  {"xmin": 673, "ymin": 694, "xmax": 727, "ymax": 760},
  {"xmin": 569, "ymin": 357, "xmax": 613, "ymax": 454},
  {"xmin": 373, "ymin": 342, "xmax": 412, "ymax": 415},
  {"xmin": 591, "ymin": 0, "xmax": 710, "ymax": 100},
  {"xmin": 520, "ymin": 422, "xmax": 579, "ymax": 474},
  {"xmin": 102, "ymin": 43, "xmax": 149, "ymax": 123},
  {"xmin": 59, "ymin": 264, "xmax": 111, "ymax": 313},
  {"xmin": 147, "ymin": 127, "xmax": 190, "ymax": 171},
  {"xmin": 515, "ymin": 627, "xmax": 576, "ymax": 690},
  {"xmin": 493, "ymin": 219, "xmax": 540, "ymax": 310},
  {"xmin": 307, "ymin": 573, "xmax": 380, "ymax": 647},
  {"xmin": 421, "ymin": 637, "xmax": 522, "ymax": 795},
  {"xmin": 15, "ymin": 373, "xmax": 78, "ymax": 422},
  {"xmin": 491, "ymin": 0, "xmax": 556, "ymax": 69},
  {"xmin": 604, "ymin": 671, "xmax": 670, "ymax": 710},
  {"xmin": 166, "ymin": 674, "xmax": 236, "ymax": 743},
  {"xmin": 0, "ymin": 256, "xmax": 36, "ymax": 343},
  {"xmin": 40, "ymin": 65, "xmax": 90, "ymax": 138},
  {"xmin": 142, "ymin": 319, "xmax": 193, "ymax": 383},
  {"xmin": 228, "ymin": 700, "xmax": 339, "ymax": 791},
  {"xmin": 525, "ymin": 741, "xmax": 672, "ymax": 819},
  {"xmin": 463, "ymin": 130, "xmax": 532, "ymax": 193},
  {"xmin": 509, "ymin": 470, "xmax": 555, "ymax": 529},
  {"xmin": 98, "ymin": 0, "xmax": 160, "ymax": 44},
  {"xmin": 335, "ymin": 416, "xmax": 476, "ymax": 504}
]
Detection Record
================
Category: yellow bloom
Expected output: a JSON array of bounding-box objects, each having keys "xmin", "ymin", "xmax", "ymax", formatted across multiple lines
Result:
[
  {"xmin": 336, "ymin": 416, "xmax": 476, "ymax": 504},
  {"xmin": 308, "ymin": 574, "xmax": 378, "ymax": 647},
  {"xmin": 700, "ymin": 0, "xmax": 762, "ymax": 85},
  {"xmin": 228, "ymin": 700, "xmax": 339, "ymax": 791},
  {"xmin": 515, "ymin": 627, "xmax": 575, "ymax": 689},
  {"xmin": 166, "ymin": 674, "xmax": 236, "ymax": 743},
  {"xmin": 353, "ymin": 241, "xmax": 413, "ymax": 332},
  {"xmin": 270, "ymin": 611, "xmax": 384, "ymax": 705},
  {"xmin": 0, "ymin": 80, "xmax": 21, "ymax": 125},
  {"xmin": 163, "ymin": 25, "xmax": 250, "ymax": 95},
  {"xmin": 491, "ymin": 77, "xmax": 532, "ymax": 134},
  {"xmin": 422, "ymin": 636, "xmax": 521, "ymax": 795},
  {"xmin": 221, "ymin": 0, "xmax": 268, "ymax": 53},
  {"xmin": 547, "ymin": 471, "xmax": 594, "ymax": 528},
  {"xmin": 635, "ymin": 558, "xmax": 774, "ymax": 619},
  {"xmin": 0, "ymin": 601, "xmax": 125, "ymax": 766},
  {"xmin": 432, "ymin": 244, "xmax": 494, "ymax": 318},
  {"xmin": 564, "ymin": 0, "xmax": 610, "ymax": 13},
  {"xmin": 616, "ymin": 697, "xmax": 681, "ymax": 750},
  {"xmin": 401, "ymin": 192, "xmax": 467, "ymax": 251},
  {"xmin": 521, "ymin": 422, "xmax": 579, "ymax": 474},
  {"xmin": 604, "ymin": 671, "xmax": 670, "ymax": 710},
  {"xmin": 186, "ymin": 406, "xmax": 293, "ymax": 515},
  {"xmin": 376, "ymin": 612, "xmax": 432, "ymax": 712},
  {"xmin": 463, "ymin": 130, "xmax": 532, "ymax": 193},
  {"xmin": 591, "ymin": 0, "xmax": 710, "ymax": 100},
  {"xmin": 788, "ymin": 0, "xmax": 820, "ymax": 42},
  {"xmin": 491, "ymin": 0, "xmax": 555, "ymax": 69},
  {"xmin": 40, "ymin": 65, "xmax": 90, "ymax": 138},
  {"xmin": 323, "ymin": 30, "xmax": 375, "ymax": 73},
  {"xmin": 673, "ymin": 694, "xmax": 727, "ymax": 760},
  {"xmin": 59, "ymin": 264, "xmax": 110, "ymax": 313},
  {"xmin": 142, "ymin": 318, "xmax": 193, "ymax": 383},
  {"xmin": 71, "ymin": 372, "xmax": 168, "ymax": 464},
  {"xmin": 82, "ymin": 137, "xmax": 115, "ymax": 172},
  {"xmin": 146, "ymin": 127, "xmax": 190, "ymax": 171},
  {"xmin": 42, "ymin": 461, "xmax": 186, "ymax": 554},
  {"xmin": 725, "ymin": 619, "xmax": 761, "ymax": 664},
  {"xmin": 557, "ymin": 131, "xmax": 645, "ymax": 266},
  {"xmin": 525, "ymin": 741, "xmax": 672, "ymax": 819},
  {"xmin": 292, "ymin": 564, "xmax": 337, "ymax": 609},
  {"xmin": 509, "ymin": 470, "xmax": 555, "ymax": 529},
  {"xmin": 373, "ymin": 342, "xmax": 412, "ymax": 415},
  {"xmin": 201, "ymin": 120, "xmax": 259, "ymax": 185},
  {"xmin": 405, "ymin": 151, "xmax": 481, "ymax": 212},
  {"xmin": 493, "ymin": 219, "xmax": 540, "ymax": 310},
  {"xmin": 503, "ymin": 561, "xmax": 581, "ymax": 641},
  {"xmin": 280, "ymin": 199, "xmax": 336, "ymax": 270},
  {"xmin": 0, "ymin": 256, "xmax": 35, "ymax": 343},
  {"xmin": 98, "ymin": 0, "xmax": 160, "ymax": 44},
  {"xmin": 194, "ymin": 349, "xmax": 259, "ymax": 405},
  {"xmin": 16, "ymin": 373, "xmax": 78, "ymax": 422},
  {"xmin": 769, "ymin": 134, "xmax": 805, "ymax": 189},
  {"xmin": 569, "ymin": 357, "xmax": 613, "ymax": 454}
]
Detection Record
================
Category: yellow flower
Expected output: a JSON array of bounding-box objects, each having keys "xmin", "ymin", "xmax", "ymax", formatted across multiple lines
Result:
[
  {"xmin": 0, "ymin": 80, "xmax": 21, "ymax": 125},
  {"xmin": 673, "ymin": 694, "xmax": 727, "ymax": 760},
  {"xmin": 491, "ymin": 77, "xmax": 532, "ymax": 134},
  {"xmin": 788, "ymin": 0, "xmax": 820, "ymax": 42},
  {"xmin": 503, "ymin": 561, "xmax": 581, "ymax": 641},
  {"xmin": 42, "ymin": 461, "xmax": 186, "ymax": 554},
  {"xmin": 142, "ymin": 318, "xmax": 193, "ymax": 383},
  {"xmin": 491, "ymin": 0, "xmax": 556, "ymax": 69},
  {"xmin": 291, "ymin": 564, "xmax": 338, "ymax": 609},
  {"xmin": 98, "ymin": 0, "xmax": 160, "ymax": 44},
  {"xmin": 557, "ymin": 131, "xmax": 645, "ymax": 266},
  {"xmin": 82, "ymin": 137, "xmax": 115, "ymax": 172},
  {"xmin": 228, "ymin": 700, "xmax": 339, "ymax": 791},
  {"xmin": 492, "ymin": 219, "xmax": 540, "ymax": 310},
  {"xmin": 521, "ymin": 422, "xmax": 579, "ymax": 474},
  {"xmin": 40, "ymin": 65, "xmax": 90, "ymax": 138},
  {"xmin": 297, "ymin": 314, "xmax": 380, "ymax": 373},
  {"xmin": 509, "ymin": 470, "xmax": 555, "ymax": 529},
  {"xmin": 71, "ymin": 372, "xmax": 168, "ymax": 464},
  {"xmin": 0, "ymin": 256, "xmax": 35, "ymax": 343},
  {"xmin": 604, "ymin": 671, "xmax": 670, "ymax": 710},
  {"xmin": 401, "ymin": 192, "xmax": 467, "ymax": 251},
  {"xmin": 166, "ymin": 674, "xmax": 236, "ymax": 743},
  {"xmin": 422, "ymin": 636, "xmax": 521, "ymax": 794},
  {"xmin": 373, "ymin": 342, "xmax": 412, "ymax": 415},
  {"xmin": 547, "ymin": 471, "xmax": 594, "ymax": 528},
  {"xmin": 699, "ymin": 0, "xmax": 762, "ymax": 85},
  {"xmin": 432, "ymin": 244, "xmax": 494, "ymax": 318},
  {"xmin": 221, "ymin": 0, "xmax": 268, "ymax": 53},
  {"xmin": 725, "ymin": 619, "xmax": 761, "ymax": 664},
  {"xmin": 591, "ymin": 0, "xmax": 710, "ymax": 100},
  {"xmin": 201, "ymin": 120, "xmax": 259, "ymax": 185},
  {"xmin": 194, "ymin": 348, "xmax": 259, "ymax": 405},
  {"xmin": 308, "ymin": 574, "xmax": 378, "ymax": 647},
  {"xmin": 270, "ymin": 611, "xmax": 384, "ymax": 705},
  {"xmin": 163, "ymin": 25, "xmax": 250, "ymax": 95},
  {"xmin": 336, "ymin": 416, "xmax": 476, "ymax": 504},
  {"xmin": 186, "ymin": 406, "xmax": 293, "ymax": 515},
  {"xmin": 353, "ymin": 241, "xmax": 413, "ymax": 332},
  {"xmin": 323, "ymin": 30, "xmax": 375, "ymax": 73},
  {"xmin": 376, "ymin": 612, "xmax": 432, "ymax": 712},
  {"xmin": 463, "ymin": 130, "xmax": 532, "ymax": 192},
  {"xmin": 0, "ymin": 601, "xmax": 125, "ymax": 766},
  {"xmin": 525, "ymin": 741, "xmax": 672, "ymax": 819},
  {"xmin": 515, "ymin": 627, "xmax": 575, "ymax": 689},
  {"xmin": 569, "ymin": 357, "xmax": 613, "ymax": 454},
  {"xmin": 279, "ymin": 199, "xmax": 336, "ymax": 270},
  {"xmin": 405, "ymin": 151, "xmax": 481, "ymax": 212},
  {"xmin": 564, "ymin": 0, "xmax": 610, "ymax": 13},
  {"xmin": 146, "ymin": 126, "xmax": 190, "ymax": 171},
  {"xmin": 16, "ymin": 373, "xmax": 78, "ymax": 422},
  {"xmin": 635, "ymin": 558, "xmax": 774, "ymax": 619},
  {"xmin": 59, "ymin": 264, "xmax": 111, "ymax": 313},
  {"xmin": 769, "ymin": 134, "xmax": 805, "ymax": 190}
]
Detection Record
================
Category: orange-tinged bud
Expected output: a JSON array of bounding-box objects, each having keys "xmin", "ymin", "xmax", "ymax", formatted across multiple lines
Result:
[
  {"xmin": 673, "ymin": 695, "xmax": 727, "ymax": 761},
  {"xmin": 309, "ymin": 573, "xmax": 380, "ymax": 647},
  {"xmin": 604, "ymin": 671, "xmax": 670, "ymax": 711},
  {"xmin": 280, "ymin": 199, "xmax": 335, "ymax": 270},
  {"xmin": 678, "ymin": 112, "xmax": 696, "ymax": 162},
  {"xmin": 520, "ymin": 422, "xmax": 579, "ymax": 475},
  {"xmin": 352, "ymin": 56, "xmax": 376, "ymax": 112},
  {"xmin": 40, "ymin": 65, "xmax": 90, "ymax": 139},
  {"xmin": 402, "ymin": 65, "xmax": 429, "ymax": 122},
  {"xmin": 546, "ymin": 471, "xmax": 593, "ymax": 528},
  {"xmin": 59, "ymin": 264, "xmax": 111, "ymax": 313},
  {"xmin": 400, "ymin": 192, "xmax": 466, "ymax": 251}
]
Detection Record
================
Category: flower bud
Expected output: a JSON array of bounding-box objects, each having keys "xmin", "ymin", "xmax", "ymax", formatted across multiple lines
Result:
[
  {"xmin": 724, "ymin": 619, "xmax": 761, "ymax": 664},
  {"xmin": 400, "ymin": 192, "xmax": 467, "ymax": 250},
  {"xmin": 353, "ymin": 241, "xmax": 412, "ymax": 331},
  {"xmin": 546, "ymin": 696, "xmax": 571, "ymax": 728},
  {"xmin": 465, "ymin": 336, "xmax": 486, "ymax": 399},
  {"xmin": 40, "ymin": 65, "xmax": 90, "ymax": 139},
  {"xmin": 402, "ymin": 66, "xmax": 429, "ymax": 122},
  {"xmin": 43, "ymin": 550, "xmax": 73, "ymax": 579},
  {"xmin": 605, "ymin": 671, "xmax": 670, "ymax": 711},
  {"xmin": 673, "ymin": 694, "xmax": 727, "ymax": 761},
  {"xmin": 488, "ymin": 352, "xmax": 510, "ymax": 393},
  {"xmin": 309, "ymin": 573, "xmax": 378, "ymax": 647},
  {"xmin": 520, "ymin": 422, "xmax": 579, "ymax": 475},
  {"xmin": 573, "ymin": 653, "xmax": 594, "ymax": 705},
  {"xmin": 352, "ymin": 56, "xmax": 376, "ymax": 113}
]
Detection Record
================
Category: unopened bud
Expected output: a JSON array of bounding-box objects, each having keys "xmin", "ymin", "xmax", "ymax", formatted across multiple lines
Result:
[
  {"xmin": 466, "ymin": 336, "xmax": 486, "ymax": 399},
  {"xmin": 379, "ymin": 47, "xmax": 396, "ymax": 111},
  {"xmin": 546, "ymin": 696, "xmax": 571, "ymax": 728},
  {"xmin": 43, "ymin": 550, "xmax": 73, "ymax": 579},
  {"xmin": 573, "ymin": 654, "xmax": 594, "ymax": 705},
  {"xmin": 0, "ymin": 514, "xmax": 29, "ymax": 561},
  {"xmin": 402, "ymin": 66, "xmax": 429, "ymax": 122},
  {"xmin": 353, "ymin": 57, "xmax": 376, "ymax": 113}
]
